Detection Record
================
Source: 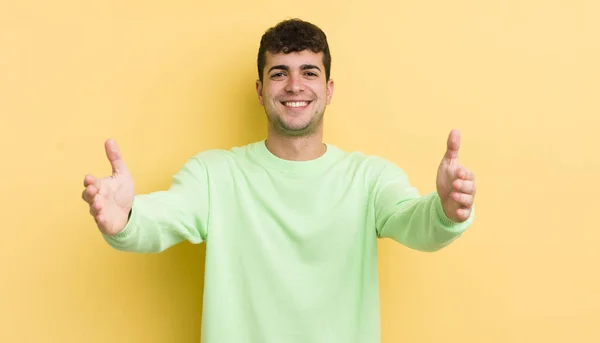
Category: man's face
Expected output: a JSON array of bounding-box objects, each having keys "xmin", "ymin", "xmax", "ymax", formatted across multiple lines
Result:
[{"xmin": 256, "ymin": 50, "xmax": 334, "ymax": 137}]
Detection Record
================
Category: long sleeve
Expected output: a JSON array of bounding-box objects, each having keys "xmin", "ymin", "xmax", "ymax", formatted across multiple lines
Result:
[
  {"xmin": 373, "ymin": 161, "xmax": 474, "ymax": 252},
  {"xmin": 102, "ymin": 155, "xmax": 210, "ymax": 253}
]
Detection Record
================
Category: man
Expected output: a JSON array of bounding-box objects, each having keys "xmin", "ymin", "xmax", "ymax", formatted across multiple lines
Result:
[{"xmin": 82, "ymin": 18, "xmax": 476, "ymax": 343}]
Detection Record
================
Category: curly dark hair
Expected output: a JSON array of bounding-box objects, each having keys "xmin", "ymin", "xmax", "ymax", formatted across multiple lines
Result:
[{"xmin": 257, "ymin": 18, "xmax": 331, "ymax": 82}]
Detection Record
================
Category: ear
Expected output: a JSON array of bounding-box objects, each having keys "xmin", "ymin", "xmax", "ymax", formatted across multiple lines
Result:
[
  {"xmin": 326, "ymin": 78, "xmax": 334, "ymax": 105},
  {"xmin": 255, "ymin": 79, "xmax": 264, "ymax": 105}
]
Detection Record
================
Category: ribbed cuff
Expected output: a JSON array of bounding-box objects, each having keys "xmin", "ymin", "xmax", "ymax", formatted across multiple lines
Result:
[
  {"xmin": 432, "ymin": 192, "xmax": 459, "ymax": 227},
  {"xmin": 431, "ymin": 192, "xmax": 475, "ymax": 233},
  {"xmin": 102, "ymin": 202, "xmax": 139, "ymax": 242}
]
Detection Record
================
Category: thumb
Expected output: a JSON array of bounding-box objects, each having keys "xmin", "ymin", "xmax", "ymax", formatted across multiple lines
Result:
[
  {"xmin": 104, "ymin": 139, "xmax": 128, "ymax": 174},
  {"xmin": 443, "ymin": 129, "xmax": 460, "ymax": 161}
]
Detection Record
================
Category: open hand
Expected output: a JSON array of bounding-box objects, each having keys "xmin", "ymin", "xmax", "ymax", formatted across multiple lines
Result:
[
  {"xmin": 82, "ymin": 139, "xmax": 134, "ymax": 236},
  {"xmin": 436, "ymin": 129, "xmax": 476, "ymax": 223}
]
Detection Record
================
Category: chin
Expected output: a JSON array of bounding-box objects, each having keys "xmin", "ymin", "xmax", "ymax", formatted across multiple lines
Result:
[
  {"xmin": 266, "ymin": 108, "xmax": 323, "ymax": 135},
  {"xmin": 279, "ymin": 124, "xmax": 310, "ymax": 135},
  {"xmin": 279, "ymin": 119, "xmax": 321, "ymax": 136}
]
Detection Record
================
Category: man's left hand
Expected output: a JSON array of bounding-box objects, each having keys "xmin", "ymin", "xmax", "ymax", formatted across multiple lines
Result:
[{"xmin": 436, "ymin": 129, "xmax": 476, "ymax": 223}]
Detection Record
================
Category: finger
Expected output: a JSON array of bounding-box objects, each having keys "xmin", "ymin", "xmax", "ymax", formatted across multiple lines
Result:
[
  {"xmin": 452, "ymin": 179, "xmax": 476, "ymax": 195},
  {"xmin": 90, "ymin": 202, "xmax": 98, "ymax": 216},
  {"xmin": 451, "ymin": 192, "xmax": 474, "ymax": 207},
  {"xmin": 94, "ymin": 194, "xmax": 103, "ymax": 213},
  {"xmin": 443, "ymin": 129, "xmax": 460, "ymax": 161},
  {"xmin": 90, "ymin": 197, "xmax": 102, "ymax": 217},
  {"xmin": 456, "ymin": 208, "xmax": 471, "ymax": 221},
  {"xmin": 83, "ymin": 174, "xmax": 96, "ymax": 187},
  {"xmin": 457, "ymin": 166, "xmax": 474, "ymax": 181},
  {"xmin": 82, "ymin": 185, "xmax": 98, "ymax": 204},
  {"xmin": 105, "ymin": 139, "xmax": 128, "ymax": 175}
]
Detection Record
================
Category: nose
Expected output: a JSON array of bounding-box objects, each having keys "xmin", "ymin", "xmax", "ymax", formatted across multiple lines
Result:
[{"xmin": 285, "ymin": 74, "xmax": 304, "ymax": 93}]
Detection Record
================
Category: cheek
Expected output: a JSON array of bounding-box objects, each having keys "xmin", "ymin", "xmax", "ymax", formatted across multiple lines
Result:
[{"xmin": 264, "ymin": 87, "xmax": 280, "ymax": 101}]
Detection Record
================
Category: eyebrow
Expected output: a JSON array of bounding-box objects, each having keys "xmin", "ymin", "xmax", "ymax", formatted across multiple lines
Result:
[{"xmin": 268, "ymin": 64, "xmax": 322, "ymax": 74}]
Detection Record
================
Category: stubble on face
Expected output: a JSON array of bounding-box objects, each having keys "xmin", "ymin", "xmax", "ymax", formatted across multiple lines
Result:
[
  {"xmin": 266, "ymin": 104, "xmax": 324, "ymax": 137},
  {"xmin": 257, "ymin": 51, "xmax": 333, "ymax": 138}
]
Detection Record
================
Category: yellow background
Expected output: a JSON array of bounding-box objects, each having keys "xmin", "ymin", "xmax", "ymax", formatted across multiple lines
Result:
[{"xmin": 1, "ymin": 1, "xmax": 598, "ymax": 342}]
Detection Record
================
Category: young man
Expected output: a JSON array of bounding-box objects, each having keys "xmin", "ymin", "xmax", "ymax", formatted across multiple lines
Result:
[{"xmin": 82, "ymin": 18, "xmax": 476, "ymax": 343}]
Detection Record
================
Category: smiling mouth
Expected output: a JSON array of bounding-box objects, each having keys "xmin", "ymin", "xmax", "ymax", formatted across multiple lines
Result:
[{"xmin": 281, "ymin": 101, "xmax": 311, "ymax": 108}]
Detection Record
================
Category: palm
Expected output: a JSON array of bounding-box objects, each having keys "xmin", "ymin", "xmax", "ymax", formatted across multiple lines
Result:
[
  {"xmin": 436, "ymin": 157, "xmax": 459, "ymax": 201},
  {"xmin": 436, "ymin": 130, "xmax": 476, "ymax": 223},
  {"xmin": 95, "ymin": 173, "xmax": 134, "ymax": 235},
  {"xmin": 82, "ymin": 139, "xmax": 134, "ymax": 236}
]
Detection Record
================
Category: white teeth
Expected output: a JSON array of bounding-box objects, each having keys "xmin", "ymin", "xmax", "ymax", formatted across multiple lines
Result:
[{"xmin": 283, "ymin": 101, "xmax": 309, "ymax": 108}]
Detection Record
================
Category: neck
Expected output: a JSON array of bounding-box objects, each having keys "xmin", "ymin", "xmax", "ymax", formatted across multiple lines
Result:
[{"xmin": 265, "ymin": 129, "xmax": 326, "ymax": 161}]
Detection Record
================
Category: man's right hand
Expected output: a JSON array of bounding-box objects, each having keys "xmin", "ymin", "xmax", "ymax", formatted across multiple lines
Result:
[{"xmin": 82, "ymin": 139, "xmax": 135, "ymax": 236}]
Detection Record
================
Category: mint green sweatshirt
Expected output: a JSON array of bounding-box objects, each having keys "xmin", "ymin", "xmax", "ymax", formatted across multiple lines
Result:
[{"xmin": 103, "ymin": 140, "xmax": 474, "ymax": 343}]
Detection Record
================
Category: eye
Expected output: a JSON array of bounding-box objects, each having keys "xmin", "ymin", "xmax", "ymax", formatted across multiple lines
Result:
[
  {"xmin": 304, "ymin": 71, "xmax": 318, "ymax": 77},
  {"xmin": 270, "ymin": 72, "xmax": 286, "ymax": 79}
]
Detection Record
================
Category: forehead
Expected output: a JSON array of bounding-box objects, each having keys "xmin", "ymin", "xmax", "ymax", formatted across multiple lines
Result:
[{"xmin": 264, "ymin": 50, "xmax": 324, "ymax": 68}]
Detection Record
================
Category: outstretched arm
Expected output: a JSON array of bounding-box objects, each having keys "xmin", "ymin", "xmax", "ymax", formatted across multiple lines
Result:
[
  {"xmin": 374, "ymin": 130, "xmax": 476, "ymax": 252},
  {"xmin": 82, "ymin": 140, "xmax": 209, "ymax": 253}
]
